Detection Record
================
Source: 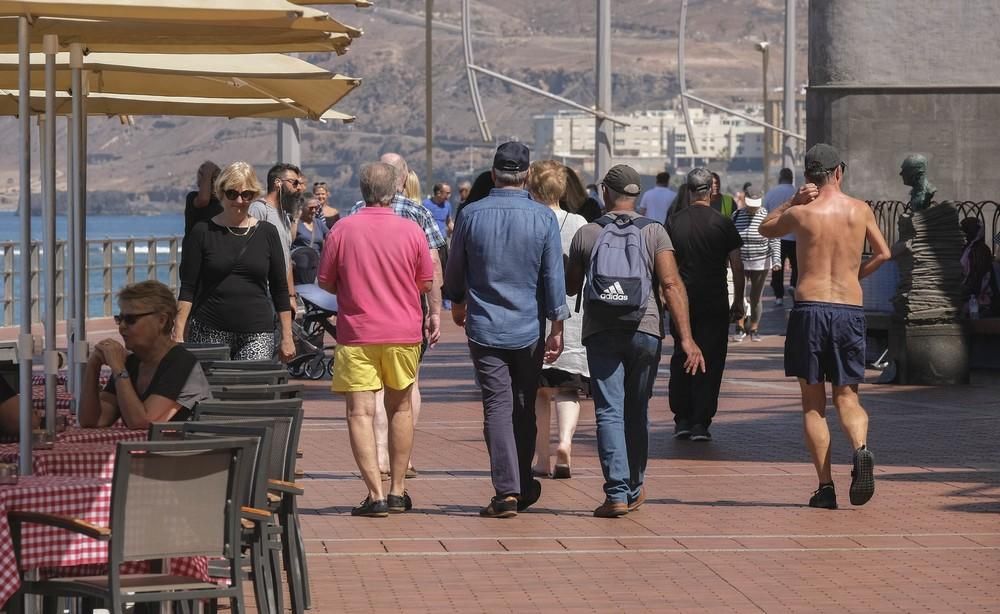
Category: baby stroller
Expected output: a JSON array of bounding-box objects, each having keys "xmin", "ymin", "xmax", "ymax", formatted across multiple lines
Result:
[{"xmin": 287, "ymin": 247, "xmax": 338, "ymax": 379}]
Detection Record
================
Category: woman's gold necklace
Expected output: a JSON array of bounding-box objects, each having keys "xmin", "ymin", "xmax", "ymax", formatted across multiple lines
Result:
[{"xmin": 226, "ymin": 218, "xmax": 252, "ymax": 236}]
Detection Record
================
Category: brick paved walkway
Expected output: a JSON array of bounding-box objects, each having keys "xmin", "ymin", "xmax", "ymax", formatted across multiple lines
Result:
[
  {"xmin": 4, "ymin": 308, "xmax": 997, "ymax": 611},
  {"xmin": 291, "ymin": 305, "xmax": 1000, "ymax": 613}
]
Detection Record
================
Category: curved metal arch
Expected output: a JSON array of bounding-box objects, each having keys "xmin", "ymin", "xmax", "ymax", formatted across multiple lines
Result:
[{"xmin": 460, "ymin": 0, "xmax": 627, "ymax": 145}]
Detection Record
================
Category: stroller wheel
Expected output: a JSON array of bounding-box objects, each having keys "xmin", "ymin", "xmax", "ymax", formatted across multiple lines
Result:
[
  {"xmin": 304, "ymin": 355, "xmax": 327, "ymax": 380},
  {"xmin": 326, "ymin": 355, "xmax": 335, "ymax": 376},
  {"xmin": 288, "ymin": 361, "xmax": 306, "ymax": 378}
]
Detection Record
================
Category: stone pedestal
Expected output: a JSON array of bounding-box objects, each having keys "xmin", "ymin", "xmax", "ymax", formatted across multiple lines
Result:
[{"xmin": 889, "ymin": 321, "xmax": 970, "ymax": 385}]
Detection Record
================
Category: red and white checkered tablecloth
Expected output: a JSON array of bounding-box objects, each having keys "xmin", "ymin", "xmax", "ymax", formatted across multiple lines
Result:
[
  {"xmin": 0, "ymin": 476, "xmax": 208, "ymax": 607},
  {"xmin": 0, "ymin": 443, "xmax": 120, "ymax": 479},
  {"xmin": 55, "ymin": 427, "xmax": 148, "ymax": 446},
  {"xmin": 30, "ymin": 385, "xmax": 74, "ymax": 412}
]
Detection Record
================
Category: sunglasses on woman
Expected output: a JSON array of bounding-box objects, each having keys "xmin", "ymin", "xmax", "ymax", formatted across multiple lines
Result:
[
  {"xmin": 114, "ymin": 312, "xmax": 156, "ymax": 326},
  {"xmin": 224, "ymin": 189, "xmax": 257, "ymax": 201}
]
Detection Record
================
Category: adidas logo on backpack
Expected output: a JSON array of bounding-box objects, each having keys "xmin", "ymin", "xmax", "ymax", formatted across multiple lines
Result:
[
  {"xmin": 582, "ymin": 214, "xmax": 655, "ymax": 322},
  {"xmin": 599, "ymin": 281, "xmax": 630, "ymax": 302}
]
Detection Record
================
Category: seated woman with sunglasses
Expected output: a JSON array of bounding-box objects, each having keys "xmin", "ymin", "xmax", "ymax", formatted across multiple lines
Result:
[
  {"xmin": 174, "ymin": 161, "xmax": 295, "ymax": 362},
  {"xmin": 79, "ymin": 280, "xmax": 211, "ymax": 429}
]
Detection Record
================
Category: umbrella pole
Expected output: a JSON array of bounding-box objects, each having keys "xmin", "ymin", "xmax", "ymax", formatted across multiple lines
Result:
[
  {"xmin": 17, "ymin": 16, "xmax": 33, "ymax": 475},
  {"xmin": 70, "ymin": 44, "xmax": 87, "ymax": 405},
  {"xmin": 43, "ymin": 34, "xmax": 58, "ymax": 441}
]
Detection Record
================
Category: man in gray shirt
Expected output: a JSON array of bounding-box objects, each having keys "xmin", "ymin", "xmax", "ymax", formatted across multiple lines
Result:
[{"xmin": 250, "ymin": 163, "xmax": 303, "ymax": 311}]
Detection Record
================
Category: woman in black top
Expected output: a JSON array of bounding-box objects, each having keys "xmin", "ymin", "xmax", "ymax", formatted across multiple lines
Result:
[
  {"xmin": 79, "ymin": 280, "xmax": 211, "ymax": 429},
  {"xmin": 174, "ymin": 161, "xmax": 295, "ymax": 362},
  {"xmin": 292, "ymin": 196, "xmax": 328, "ymax": 252}
]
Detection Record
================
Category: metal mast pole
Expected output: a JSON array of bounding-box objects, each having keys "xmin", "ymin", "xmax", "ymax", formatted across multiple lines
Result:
[
  {"xmin": 17, "ymin": 16, "xmax": 33, "ymax": 475},
  {"xmin": 782, "ymin": 0, "xmax": 797, "ymax": 172},
  {"xmin": 43, "ymin": 34, "xmax": 58, "ymax": 440},
  {"xmin": 595, "ymin": 0, "xmax": 612, "ymax": 182},
  {"xmin": 425, "ymin": 0, "xmax": 434, "ymax": 188},
  {"xmin": 760, "ymin": 42, "xmax": 770, "ymax": 191}
]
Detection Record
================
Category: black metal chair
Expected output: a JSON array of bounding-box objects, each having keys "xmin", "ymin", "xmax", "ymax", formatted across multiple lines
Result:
[
  {"xmin": 10, "ymin": 438, "xmax": 254, "ymax": 613},
  {"xmin": 181, "ymin": 343, "xmax": 231, "ymax": 362},
  {"xmin": 148, "ymin": 421, "xmax": 282, "ymax": 614},
  {"xmin": 194, "ymin": 399, "xmax": 310, "ymax": 614},
  {"xmin": 205, "ymin": 369, "xmax": 290, "ymax": 386},
  {"xmin": 210, "ymin": 382, "xmax": 305, "ymax": 401}
]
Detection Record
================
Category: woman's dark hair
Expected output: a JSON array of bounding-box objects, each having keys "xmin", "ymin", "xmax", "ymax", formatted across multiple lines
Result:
[
  {"xmin": 456, "ymin": 171, "xmax": 495, "ymax": 218},
  {"xmin": 578, "ymin": 197, "xmax": 603, "ymax": 223},
  {"xmin": 666, "ymin": 185, "xmax": 691, "ymax": 222},
  {"xmin": 560, "ymin": 165, "xmax": 588, "ymax": 214}
]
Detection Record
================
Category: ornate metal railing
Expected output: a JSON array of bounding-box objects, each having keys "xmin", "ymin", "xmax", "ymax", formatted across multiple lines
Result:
[
  {"xmin": 0, "ymin": 235, "xmax": 183, "ymax": 327},
  {"xmin": 866, "ymin": 200, "xmax": 1000, "ymax": 255}
]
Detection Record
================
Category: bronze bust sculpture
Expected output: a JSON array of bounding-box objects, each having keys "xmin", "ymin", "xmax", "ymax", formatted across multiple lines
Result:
[{"xmin": 899, "ymin": 154, "xmax": 936, "ymax": 211}]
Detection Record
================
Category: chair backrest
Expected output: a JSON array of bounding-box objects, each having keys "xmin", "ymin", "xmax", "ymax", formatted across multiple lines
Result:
[
  {"xmin": 210, "ymin": 382, "xmax": 304, "ymax": 401},
  {"xmin": 149, "ymin": 421, "xmax": 273, "ymax": 511},
  {"xmin": 182, "ymin": 343, "xmax": 231, "ymax": 362},
  {"xmin": 194, "ymin": 399, "xmax": 303, "ymax": 483},
  {"xmin": 110, "ymin": 438, "xmax": 252, "ymax": 568},
  {"xmin": 201, "ymin": 359, "xmax": 283, "ymax": 373},
  {"xmin": 205, "ymin": 369, "xmax": 289, "ymax": 386}
]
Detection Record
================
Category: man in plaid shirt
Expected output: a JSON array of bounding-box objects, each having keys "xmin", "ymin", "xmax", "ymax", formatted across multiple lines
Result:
[{"xmin": 348, "ymin": 153, "xmax": 445, "ymax": 479}]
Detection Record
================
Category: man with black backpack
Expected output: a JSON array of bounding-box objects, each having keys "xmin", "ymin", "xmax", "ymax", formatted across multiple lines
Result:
[{"xmin": 567, "ymin": 164, "xmax": 705, "ymax": 518}]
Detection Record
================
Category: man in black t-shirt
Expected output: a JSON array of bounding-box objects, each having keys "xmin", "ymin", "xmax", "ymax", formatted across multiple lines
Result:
[
  {"xmin": 665, "ymin": 168, "xmax": 745, "ymax": 441},
  {"xmin": 184, "ymin": 160, "xmax": 222, "ymax": 236}
]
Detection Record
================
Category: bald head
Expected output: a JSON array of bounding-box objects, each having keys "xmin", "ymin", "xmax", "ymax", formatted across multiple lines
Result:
[{"xmin": 380, "ymin": 153, "xmax": 408, "ymax": 193}]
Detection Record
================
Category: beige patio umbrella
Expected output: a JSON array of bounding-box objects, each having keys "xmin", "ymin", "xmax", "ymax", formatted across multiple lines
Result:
[
  {"xmin": 4, "ymin": 0, "xmax": 364, "ymax": 468},
  {"xmin": 0, "ymin": 88, "xmax": 356, "ymax": 120},
  {"xmin": 0, "ymin": 16, "xmax": 355, "ymax": 53},
  {"xmin": 0, "ymin": 52, "xmax": 360, "ymax": 120}
]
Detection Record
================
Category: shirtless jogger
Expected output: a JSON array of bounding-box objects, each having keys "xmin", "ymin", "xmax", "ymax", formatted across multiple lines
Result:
[{"xmin": 760, "ymin": 144, "xmax": 891, "ymax": 509}]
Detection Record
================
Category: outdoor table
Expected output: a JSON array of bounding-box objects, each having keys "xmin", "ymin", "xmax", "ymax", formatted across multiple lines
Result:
[
  {"xmin": 0, "ymin": 443, "xmax": 120, "ymax": 479},
  {"xmin": 0, "ymin": 475, "xmax": 209, "ymax": 608},
  {"xmin": 54, "ymin": 426, "xmax": 147, "ymax": 446}
]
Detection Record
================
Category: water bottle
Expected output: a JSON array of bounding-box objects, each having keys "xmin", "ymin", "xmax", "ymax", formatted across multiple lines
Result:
[{"xmin": 968, "ymin": 296, "xmax": 980, "ymax": 320}]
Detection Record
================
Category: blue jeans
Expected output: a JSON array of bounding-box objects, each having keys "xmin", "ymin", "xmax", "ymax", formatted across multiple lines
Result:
[{"xmin": 585, "ymin": 330, "xmax": 662, "ymax": 503}]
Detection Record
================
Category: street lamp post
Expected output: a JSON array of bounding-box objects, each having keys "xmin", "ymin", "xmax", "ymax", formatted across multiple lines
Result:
[{"xmin": 756, "ymin": 40, "xmax": 770, "ymax": 191}]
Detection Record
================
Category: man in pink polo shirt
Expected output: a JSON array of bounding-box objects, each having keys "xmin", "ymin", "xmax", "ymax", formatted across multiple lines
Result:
[{"xmin": 318, "ymin": 162, "xmax": 434, "ymax": 517}]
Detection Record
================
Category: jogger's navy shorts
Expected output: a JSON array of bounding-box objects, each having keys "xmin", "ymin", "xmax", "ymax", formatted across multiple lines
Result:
[{"xmin": 784, "ymin": 301, "xmax": 866, "ymax": 386}]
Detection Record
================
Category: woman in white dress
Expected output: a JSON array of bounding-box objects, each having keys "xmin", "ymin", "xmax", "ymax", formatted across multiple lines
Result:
[{"xmin": 529, "ymin": 161, "xmax": 590, "ymax": 479}]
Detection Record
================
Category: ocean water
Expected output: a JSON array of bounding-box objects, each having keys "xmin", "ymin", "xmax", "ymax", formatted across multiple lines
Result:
[{"xmin": 0, "ymin": 212, "xmax": 185, "ymax": 326}]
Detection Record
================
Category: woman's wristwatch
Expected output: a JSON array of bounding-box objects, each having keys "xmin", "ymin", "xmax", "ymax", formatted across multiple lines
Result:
[{"xmin": 115, "ymin": 369, "xmax": 130, "ymax": 381}]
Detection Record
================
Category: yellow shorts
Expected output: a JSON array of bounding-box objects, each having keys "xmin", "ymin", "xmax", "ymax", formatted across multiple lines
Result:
[{"xmin": 330, "ymin": 343, "xmax": 421, "ymax": 393}]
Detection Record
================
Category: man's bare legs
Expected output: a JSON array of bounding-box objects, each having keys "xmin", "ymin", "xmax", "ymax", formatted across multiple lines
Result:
[
  {"xmin": 373, "ymin": 389, "xmax": 389, "ymax": 474},
  {"xmin": 345, "ymin": 391, "xmax": 384, "ymax": 501},
  {"xmin": 831, "ymin": 384, "xmax": 868, "ymax": 450},
  {"xmin": 375, "ymin": 379, "xmax": 421, "ymax": 475},
  {"xmin": 384, "ymin": 385, "xmax": 414, "ymax": 498},
  {"xmin": 799, "ymin": 380, "xmax": 833, "ymax": 484}
]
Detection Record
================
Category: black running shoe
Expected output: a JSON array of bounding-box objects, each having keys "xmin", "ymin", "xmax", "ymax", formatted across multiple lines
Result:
[
  {"xmin": 517, "ymin": 479, "xmax": 542, "ymax": 512},
  {"xmin": 849, "ymin": 445, "xmax": 876, "ymax": 506},
  {"xmin": 480, "ymin": 495, "xmax": 518, "ymax": 518},
  {"xmin": 689, "ymin": 425, "xmax": 712, "ymax": 441},
  {"xmin": 387, "ymin": 491, "xmax": 413, "ymax": 513},
  {"xmin": 674, "ymin": 422, "xmax": 692, "ymax": 440},
  {"xmin": 351, "ymin": 495, "xmax": 388, "ymax": 517},
  {"xmin": 808, "ymin": 483, "xmax": 838, "ymax": 509}
]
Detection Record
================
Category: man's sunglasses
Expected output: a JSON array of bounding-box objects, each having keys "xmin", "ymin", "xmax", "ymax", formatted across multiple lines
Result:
[
  {"xmin": 114, "ymin": 312, "xmax": 156, "ymax": 326},
  {"xmin": 224, "ymin": 189, "xmax": 257, "ymax": 201},
  {"xmin": 281, "ymin": 177, "xmax": 304, "ymax": 188}
]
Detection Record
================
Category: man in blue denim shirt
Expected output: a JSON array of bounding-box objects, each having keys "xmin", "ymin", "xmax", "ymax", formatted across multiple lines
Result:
[{"xmin": 444, "ymin": 141, "xmax": 569, "ymax": 518}]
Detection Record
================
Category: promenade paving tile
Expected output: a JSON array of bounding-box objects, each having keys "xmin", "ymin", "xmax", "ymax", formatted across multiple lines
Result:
[
  {"xmin": 285, "ymin": 304, "xmax": 999, "ymax": 612},
  {"xmin": 4, "ymin": 306, "xmax": 998, "ymax": 611}
]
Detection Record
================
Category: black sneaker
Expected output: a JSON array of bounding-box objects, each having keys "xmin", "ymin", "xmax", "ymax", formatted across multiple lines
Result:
[
  {"xmin": 480, "ymin": 495, "xmax": 518, "ymax": 518},
  {"xmin": 808, "ymin": 483, "xmax": 837, "ymax": 509},
  {"xmin": 387, "ymin": 491, "xmax": 413, "ymax": 513},
  {"xmin": 517, "ymin": 479, "xmax": 542, "ymax": 512},
  {"xmin": 351, "ymin": 495, "xmax": 388, "ymax": 517},
  {"xmin": 674, "ymin": 422, "xmax": 692, "ymax": 440},
  {"xmin": 689, "ymin": 425, "xmax": 712, "ymax": 441},
  {"xmin": 849, "ymin": 446, "xmax": 876, "ymax": 506}
]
